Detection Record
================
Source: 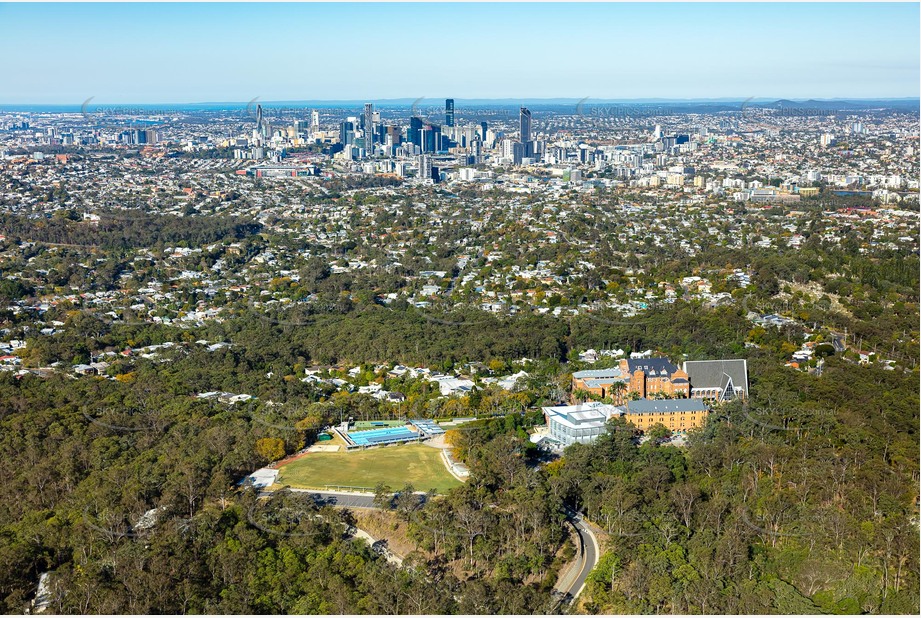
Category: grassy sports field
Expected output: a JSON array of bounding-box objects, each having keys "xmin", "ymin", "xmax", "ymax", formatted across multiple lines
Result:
[{"xmin": 276, "ymin": 443, "xmax": 462, "ymax": 494}]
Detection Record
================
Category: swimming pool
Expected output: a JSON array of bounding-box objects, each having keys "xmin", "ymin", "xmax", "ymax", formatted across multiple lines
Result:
[{"xmin": 347, "ymin": 426, "xmax": 420, "ymax": 446}]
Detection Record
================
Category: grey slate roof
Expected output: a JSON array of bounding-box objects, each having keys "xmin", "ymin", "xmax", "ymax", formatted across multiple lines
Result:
[
  {"xmin": 682, "ymin": 359, "xmax": 749, "ymax": 393},
  {"xmin": 623, "ymin": 398, "xmax": 709, "ymax": 414},
  {"xmin": 626, "ymin": 358, "xmax": 679, "ymax": 377}
]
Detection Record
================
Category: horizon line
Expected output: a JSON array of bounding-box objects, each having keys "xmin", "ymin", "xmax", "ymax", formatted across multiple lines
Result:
[{"xmin": 1, "ymin": 96, "xmax": 919, "ymax": 108}]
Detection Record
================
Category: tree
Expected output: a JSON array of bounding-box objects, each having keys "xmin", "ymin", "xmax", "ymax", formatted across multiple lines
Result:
[
  {"xmin": 254, "ymin": 437, "xmax": 286, "ymax": 463},
  {"xmin": 647, "ymin": 423, "xmax": 672, "ymax": 443},
  {"xmin": 373, "ymin": 482, "xmax": 393, "ymax": 509}
]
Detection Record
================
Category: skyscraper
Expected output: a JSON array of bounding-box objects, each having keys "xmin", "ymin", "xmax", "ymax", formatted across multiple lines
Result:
[
  {"xmin": 254, "ymin": 104, "xmax": 270, "ymax": 142},
  {"xmin": 339, "ymin": 120, "xmax": 354, "ymax": 146},
  {"xmin": 519, "ymin": 107, "xmax": 531, "ymax": 144},
  {"xmin": 409, "ymin": 116, "xmax": 423, "ymax": 147},
  {"xmin": 445, "ymin": 99, "xmax": 455, "ymax": 127},
  {"xmin": 421, "ymin": 124, "xmax": 441, "ymax": 153},
  {"xmin": 311, "ymin": 110, "xmax": 320, "ymax": 130},
  {"xmin": 519, "ymin": 107, "xmax": 533, "ymax": 160},
  {"xmin": 363, "ymin": 103, "xmax": 374, "ymax": 156}
]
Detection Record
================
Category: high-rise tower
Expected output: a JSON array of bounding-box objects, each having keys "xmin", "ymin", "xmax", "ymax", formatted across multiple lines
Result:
[
  {"xmin": 363, "ymin": 103, "xmax": 374, "ymax": 156},
  {"xmin": 519, "ymin": 107, "xmax": 533, "ymax": 160},
  {"xmin": 256, "ymin": 104, "xmax": 265, "ymax": 137},
  {"xmin": 445, "ymin": 98, "xmax": 455, "ymax": 127}
]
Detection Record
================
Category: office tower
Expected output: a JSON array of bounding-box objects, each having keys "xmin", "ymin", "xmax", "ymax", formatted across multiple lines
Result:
[
  {"xmin": 519, "ymin": 107, "xmax": 531, "ymax": 143},
  {"xmin": 339, "ymin": 120, "xmax": 354, "ymax": 145},
  {"xmin": 386, "ymin": 125, "xmax": 402, "ymax": 145},
  {"xmin": 409, "ymin": 116, "xmax": 423, "ymax": 147},
  {"xmin": 480, "ymin": 121, "xmax": 488, "ymax": 141},
  {"xmin": 445, "ymin": 99, "xmax": 455, "ymax": 127},
  {"xmin": 653, "ymin": 124, "xmax": 663, "ymax": 140},
  {"xmin": 421, "ymin": 124, "xmax": 441, "ymax": 153},
  {"xmin": 311, "ymin": 110, "xmax": 320, "ymax": 129}
]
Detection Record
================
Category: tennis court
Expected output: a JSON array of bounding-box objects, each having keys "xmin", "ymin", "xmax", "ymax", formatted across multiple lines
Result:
[{"xmin": 353, "ymin": 420, "xmax": 406, "ymax": 430}]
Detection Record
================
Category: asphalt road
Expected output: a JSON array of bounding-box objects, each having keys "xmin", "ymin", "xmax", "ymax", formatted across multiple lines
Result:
[
  {"xmin": 286, "ymin": 489, "xmax": 378, "ymax": 509},
  {"xmin": 552, "ymin": 511, "xmax": 600, "ymax": 609},
  {"xmin": 568, "ymin": 513, "xmax": 600, "ymax": 600},
  {"xmin": 264, "ymin": 489, "xmax": 600, "ymax": 606}
]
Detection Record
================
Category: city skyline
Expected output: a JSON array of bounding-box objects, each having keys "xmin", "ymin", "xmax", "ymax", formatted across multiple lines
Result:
[{"xmin": 0, "ymin": 2, "xmax": 918, "ymax": 104}]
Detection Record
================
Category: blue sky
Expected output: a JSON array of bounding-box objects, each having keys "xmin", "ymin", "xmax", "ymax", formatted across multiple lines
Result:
[{"xmin": 0, "ymin": 2, "xmax": 918, "ymax": 104}]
